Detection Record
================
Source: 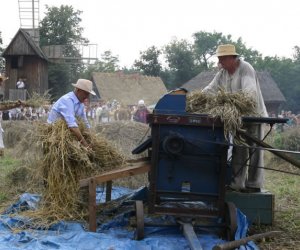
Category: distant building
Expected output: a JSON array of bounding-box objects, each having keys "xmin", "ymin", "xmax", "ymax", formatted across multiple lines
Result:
[
  {"xmin": 1, "ymin": 29, "xmax": 48, "ymax": 100},
  {"xmin": 91, "ymin": 72, "xmax": 167, "ymax": 106}
]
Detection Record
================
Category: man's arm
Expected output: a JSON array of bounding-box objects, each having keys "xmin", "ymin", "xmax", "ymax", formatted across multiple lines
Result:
[
  {"xmin": 69, "ymin": 127, "xmax": 89, "ymax": 147},
  {"xmin": 202, "ymin": 72, "xmax": 221, "ymax": 94}
]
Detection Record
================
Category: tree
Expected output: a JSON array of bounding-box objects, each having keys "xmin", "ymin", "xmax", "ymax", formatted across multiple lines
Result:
[
  {"xmin": 192, "ymin": 31, "xmax": 263, "ymax": 69},
  {"xmin": 256, "ymin": 54, "xmax": 300, "ymax": 112},
  {"xmin": 134, "ymin": 46, "xmax": 162, "ymax": 76},
  {"xmin": 99, "ymin": 51, "xmax": 120, "ymax": 72},
  {"xmin": 40, "ymin": 5, "xmax": 88, "ymax": 46},
  {"xmin": 164, "ymin": 39, "xmax": 197, "ymax": 88},
  {"xmin": 0, "ymin": 32, "xmax": 4, "ymax": 73},
  {"xmin": 293, "ymin": 45, "xmax": 300, "ymax": 62},
  {"xmin": 192, "ymin": 31, "xmax": 232, "ymax": 69},
  {"xmin": 39, "ymin": 5, "xmax": 88, "ymax": 99},
  {"xmin": 82, "ymin": 50, "xmax": 120, "ymax": 79},
  {"xmin": 232, "ymin": 38, "xmax": 262, "ymax": 67}
]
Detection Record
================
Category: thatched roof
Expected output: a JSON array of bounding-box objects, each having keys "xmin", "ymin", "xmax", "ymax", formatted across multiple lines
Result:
[
  {"xmin": 182, "ymin": 70, "xmax": 286, "ymax": 103},
  {"xmin": 2, "ymin": 29, "xmax": 48, "ymax": 60},
  {"xmin": 92, "ymin": 72, "xmax": 167, "ymax": 105}
]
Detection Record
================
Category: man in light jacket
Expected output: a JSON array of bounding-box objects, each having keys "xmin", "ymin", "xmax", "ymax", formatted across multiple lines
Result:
[
  {"xmin": 203, "ymin": 44, "xmax": 268, "ymax": 192},
  {"xmin": 47, "ymin": 79, "xmax": 96, "ymax": 148}
]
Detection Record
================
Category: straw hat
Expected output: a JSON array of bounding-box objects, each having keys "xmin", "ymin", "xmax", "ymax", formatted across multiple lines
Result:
[
  {"xmin": 216, "ymin": 44, "xmax": 239, "ymax": 57},
  {"xmin": 72, "ymin": 79, "xmax": 96, "ymax": 95}
]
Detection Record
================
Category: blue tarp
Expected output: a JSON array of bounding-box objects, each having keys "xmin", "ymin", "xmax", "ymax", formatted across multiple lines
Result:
[{"xmin": 0, "ymin": 188, "xmax": 259, "ymax": 250}]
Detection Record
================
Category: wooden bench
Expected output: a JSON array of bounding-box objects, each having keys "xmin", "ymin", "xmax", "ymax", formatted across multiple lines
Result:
[{"xmin": 79, "ymin": 158, "xmax": 151, "ymax": 232}]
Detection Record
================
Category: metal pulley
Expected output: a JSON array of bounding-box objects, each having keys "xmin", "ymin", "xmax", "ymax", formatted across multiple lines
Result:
[{"xmin": 162, "ymin": 134, "xmax": 185, "ymax": 155}]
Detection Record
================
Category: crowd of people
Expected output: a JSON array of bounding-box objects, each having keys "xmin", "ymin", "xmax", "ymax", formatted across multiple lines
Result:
[
  {"xmin": 269, "ymin": 109, "xmax": 300, "ymax": 132},
  {"xmin": 85, "ymin": 99, "xmax": 151, "ymax": 125},
  {"xmin": 0, "ymin": 98, "xmax": 151, "ymax": 125},
  {"xmin": 0, "ymin": 106, "xmax": 49, "ymax": 121}
]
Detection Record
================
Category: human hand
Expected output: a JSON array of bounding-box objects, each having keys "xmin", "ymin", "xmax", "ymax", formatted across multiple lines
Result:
[{"xmin": 85, "ymin": 144, "xmax": 94, "ymax": 153}]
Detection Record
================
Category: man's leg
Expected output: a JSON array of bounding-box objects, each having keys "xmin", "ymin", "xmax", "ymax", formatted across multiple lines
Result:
[
  {"xmin": 231, "ymin": 145, "xmax": 248, "ymax": 190},
  {"xmin": 245, "ymin": 124, "xmax": 265, "ymax": 189}
]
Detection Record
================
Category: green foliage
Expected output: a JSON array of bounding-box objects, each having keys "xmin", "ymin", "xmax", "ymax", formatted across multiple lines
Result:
[
  {"xmin": 159, "ymin": 32, "xmax": 265, "ymax": 90},
  {"xmin": 192, "ymin": 31, "xmax": 263, "ymax": 69},
  {"xmin": 256, "ymin": 53, "xmax": 300, "ymax": 112},
  {"xmin": 232, "ymin": 38, "xmax": 262, "ymax": 66},
  {"xmin": 0, "ymin": 155, "xmax": 22, "ymax": 202},
  {"xmin": 39, "ymin": 5, "xmax": 88, "ymax": 98},
  {"xmin": 192, "ymin": 31, "xmax": 231, "ymax": 69},
  {"xmin": 164, "ymin": 39, "xmax": 198, "ymax": 88},
  {"xmin": 100, "ymin": 51, "xmax": 120, "ymax": 72},
  {"xmin": 269, "ymin": 128, "xmax": 300, "ymax": 161},
  {"xmin": 39, "ymin": 5, "xmax": 88, "ymax": 46},
  {"xmin": 48, "ymin": 63, "xmax": 73, "ymax": 100},
  {"xmin": 134, "ymin": 46, "xmax": 162, "ymax": 76},
  {"xmin": 82, "ymin": 50, "xmax": 120, "ymax": 79},
  {"xmin": 0, "ymin": 31, "xmax": 4, "ymax": 73}
]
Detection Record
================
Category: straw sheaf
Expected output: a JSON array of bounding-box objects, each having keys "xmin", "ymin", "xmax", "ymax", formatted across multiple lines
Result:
[
  {"xmin": 186, "ymin": 88, "xmax": 257, "ymax": 141},
  {"xmin": 18, "ymin": 119, "xmax": 125, "ymax": 227}
]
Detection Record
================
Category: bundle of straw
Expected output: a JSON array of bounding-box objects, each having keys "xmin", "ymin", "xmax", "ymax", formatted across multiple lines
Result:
[
  {"xmin": 21, "ymin": 119, "xmax": 125, "ymax": 227},
  {"xmin": 186, "ymin": 88, "xmax": 257, "ymax": 139},
  {"xmin": 24, "ymin": 91, "xmax": 51, "ymax": 108},
  {"xmin": 0, "ymin": 91, "xmax": 51, "ymax": 111}
]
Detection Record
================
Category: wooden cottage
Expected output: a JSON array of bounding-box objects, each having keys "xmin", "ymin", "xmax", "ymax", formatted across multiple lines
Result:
[
  {"xmin": 1, "ymin": 29, "xmax": 48, "ymax": 100},
  {"xmin": 182, "ymin": 70, "xmax": 286, "ymax": 115},
  {"xmin": 91, "ymin": 72, "xmax": 167, "ymax": 106}
]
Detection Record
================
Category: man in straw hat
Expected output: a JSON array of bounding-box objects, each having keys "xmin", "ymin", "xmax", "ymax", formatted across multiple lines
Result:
[
  {"xmin": 47, "ymin": 79, "xmax": 96, "ymax": 148},
  {"xmin": 203, "ymin": 44, "xmax": 268, "ymax": 192}
]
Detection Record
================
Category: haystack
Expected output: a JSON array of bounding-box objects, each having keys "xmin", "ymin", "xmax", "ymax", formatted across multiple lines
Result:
[
  {"xmin": 94, "ymin": 121, "xmax": 150, "ymax": 189},
  {"xmin": 1, "ymin": 119, "xmax": 126, "ymax": 227},
  {"xmin": 95, "ymin": 121, "xmax": 150, "ymax": 159}
]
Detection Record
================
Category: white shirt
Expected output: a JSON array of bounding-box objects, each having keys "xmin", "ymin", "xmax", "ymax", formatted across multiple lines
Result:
[
  {"xmin": 203, "ymin": 60, "xmax": 268, "ymax": 117},
  {"xmin": 16, "ymin": 81, "xmax": 25, "ymax": 89}
]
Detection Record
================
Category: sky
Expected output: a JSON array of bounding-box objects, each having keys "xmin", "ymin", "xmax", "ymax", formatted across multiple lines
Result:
[{"xmin": 1, "ymin": 0, "xmax": 300, "ymax": 67}]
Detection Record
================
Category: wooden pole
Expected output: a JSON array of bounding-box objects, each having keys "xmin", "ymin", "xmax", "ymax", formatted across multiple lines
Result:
[
  {"xmin": 88, "ymin": 178, "xmax": 97, "ymax": 232},
  {"xmin": 238, "ymin": 130, "xmax": 300, "ymax": 169},
  {"xmin": 213, "ymin": 231, "xmax": 281, "ymax": 250}
]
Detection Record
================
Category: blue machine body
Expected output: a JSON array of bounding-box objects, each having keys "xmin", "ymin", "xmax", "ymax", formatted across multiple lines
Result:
[{"xmin": 148, "ymin": 90, "xmax": 229, "ymax": 207}]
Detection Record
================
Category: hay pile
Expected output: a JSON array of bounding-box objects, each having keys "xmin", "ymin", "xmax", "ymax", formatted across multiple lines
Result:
[
  {"xmin": 2, "ymin": 119, "xmax": 150, "ymax": 226},
  {"xmin": 94, "ymin": 121, "xmax": 150, "ymax": 188},
  {"xmin": 3, "ymin": 119, "xmax": 125, "ymax": 227},
  {"xmin": 95, "ymin": 121, "xmax": 150, "ymax": 159},
  {"xmin": 186, "ymin": 89, "xmax": 257, "ymax": 139},
  {"xmin": 24, "ymin": 91, "xmax": 51, "ymax": 108}
]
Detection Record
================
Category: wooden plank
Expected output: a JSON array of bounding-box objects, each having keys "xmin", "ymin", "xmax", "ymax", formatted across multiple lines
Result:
[
  {"xmin": 80, "ymin": 162, "xmax": 150, "ymax": 187},
  {"xmin": 213, "ymin": 231, "xmax": 281, "ymax": 250},
  {"xmin": 88, "ymin": 178, "xmax": 97, "ymax": 232},
  {"xmin": 180, "ymin": 222, "xmax": 203, "ymax": 250},
  {"xmin": 105, "ymin": 181, "xmax": 112, "ymax": 202}
]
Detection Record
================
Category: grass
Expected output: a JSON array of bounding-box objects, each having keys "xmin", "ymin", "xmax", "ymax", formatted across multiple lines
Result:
[
  {"xmin": 0, "ymin": 152, "xmax": 22, "ymax": 203},
  {"xmin": 255, "ymin": 154, "xmax": 300, "ymax": 250}
]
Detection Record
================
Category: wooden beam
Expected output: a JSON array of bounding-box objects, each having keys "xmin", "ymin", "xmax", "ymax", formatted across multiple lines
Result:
[
  {"xmin": 238, "ymin": 130, "xmax": 300, "ymax": 169},
  {"xmin": 88, "ymin": 178, "xmax": 97, "ymax": 232},
  {"xmin": 105, "ymin": 181, "xmax": 112, "ymax": 202},
  {"xmin": 79, "ymin": 162, "xmax": 151, "ymax": 187}
]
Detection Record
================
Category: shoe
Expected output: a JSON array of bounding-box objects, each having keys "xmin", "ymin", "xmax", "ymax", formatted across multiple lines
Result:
[
  {"xmin": 226, "ymin": 185, "xmax": 242, "ymax": 192},
  {"xmin": 241, "ymin": 187, "xmax": 261, "ymax": 193}
]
